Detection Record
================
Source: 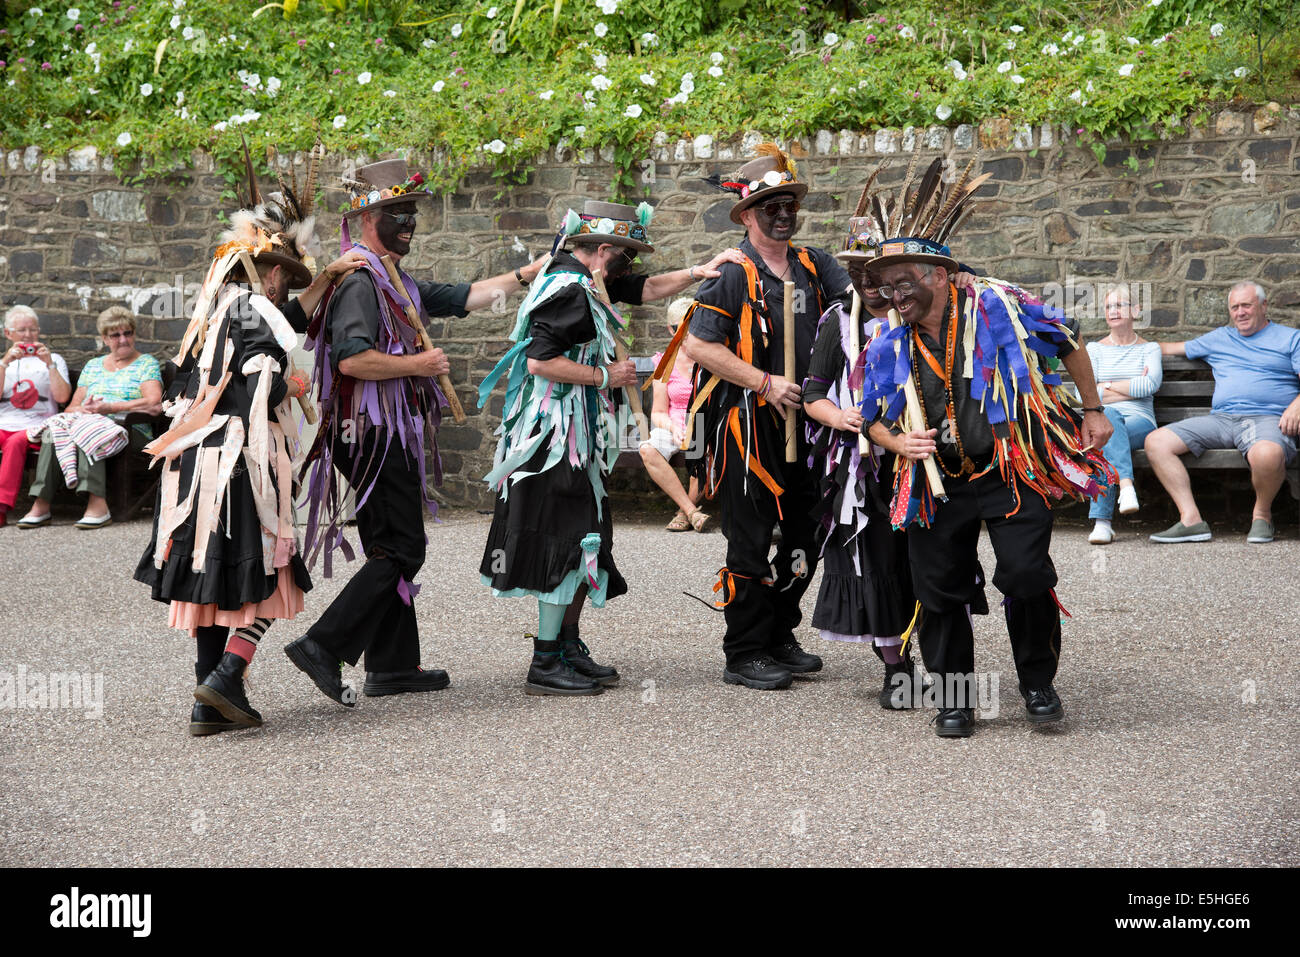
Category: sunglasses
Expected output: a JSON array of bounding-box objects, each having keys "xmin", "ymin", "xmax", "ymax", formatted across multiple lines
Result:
[
  {"xmin": 383, "ymin": 211, "xmax": 419, "ymax": 228},
  {"xmin": 757, "ymin": 198, "xmax": 800, "ymax": 217},
  {"xmin": 106, "ymin": 330, "xmax": 135, "ymax": 339}
]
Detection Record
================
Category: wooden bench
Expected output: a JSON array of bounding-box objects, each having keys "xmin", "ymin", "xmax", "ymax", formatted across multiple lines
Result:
[{"xmin": 613, "ymin": 357, "xmax": 685, "ymax": 469}]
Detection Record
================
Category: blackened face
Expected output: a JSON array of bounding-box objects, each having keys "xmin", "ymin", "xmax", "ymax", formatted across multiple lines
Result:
[
  {"xmin": 749, "ymin": 192, "xmax": 800, "ymax": 242},
  {"xmin": 375, "ymin": 201, "xmax": 418, "ymax": 257},
  {"xmin": 872, "ymin": 263, "xmax": 935, "ymax": 324},
  {"xmin": 847, "ymin": 263, "xmax": 890, "ymax": 312}
]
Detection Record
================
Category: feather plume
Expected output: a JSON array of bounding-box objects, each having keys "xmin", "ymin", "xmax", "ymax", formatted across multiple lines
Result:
[
  {"xmin": 928, "ymin": 154, "xmax": 978, "ymax": 236},
  {"xmin": 240, "ymin": 134, "xmax": 261, "ymax": 210},
  {"xmin": 299, "ymin": 141, "xmax": 323, "ymax": 220},
  {"xmin": 888, "ymin": 149, "xmax": 920, "ymax": 236},
  {"xmin": 754, "ymin": 142, "xmax": 797, "ymax": 182},
  {"xmin": 932, "ymin": 171, "xmax": 992, "ymax": 242},
  {"xmin": 702, "ymin": 172, "xmax": 747, "ymax": 197},
  {"xmin": 854, "ymin": 160, "xmax": 886, "ymax": 218},
  {"xmin": 910, "ymin": 158, "xmax": 945, "ymax": 239}
]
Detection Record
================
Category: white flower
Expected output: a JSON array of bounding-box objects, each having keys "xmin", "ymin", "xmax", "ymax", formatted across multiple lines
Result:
[
  {"xmin": 1009, "ymin": 24, "xmax": 1024, "ymax": 33},
  {"xmin": 710, "ymin": 51, "xmax": 723, "ymax": 65},
  {"xmin": 538, "ymin": 88, "xmax": 553, "ymax": 99},
  {"xmin": 593, "ymin": 53, "xmax": 607, "ymax": 69},
  {"xmin": 139, "ymin": 82, "xmax": 153, "ymax": 96},
  {"xmin": 85, "ymin": 41, "xmax": 95, "ymax": 54},
  {"xmin": 1210, "ymin": 23, "xmax": 1224, "ymax": 37},
  {"xmin": 639, "ymin": 72, "xmax": 655, "ymax": 86},
  {"xmin": 422, "ymin": 38, "xmax": 435, "ymax": 48},
  {"xmin": 29, "ymin": 8, "xmax": 44, "ymax": 17},
  {"xmin": 383, "ymin": 89, "xmax": 397, "ymax": 97},
  {"xmin": 1125, "ymin": 36, "xmax": 1139, "ymax": 45},
  {"xmin": 182, "ymin": 26, "xmax": 194, "ymax": 40},
  {"xmin": 997, "ymin": 60, "xmax": 1012, "ymax": 73},
  {"xmin": 1010, "ymin": 74, "xmax": 1025, "ymax": 84},
  {"xmin": 708, "ymin": 65, "xmax": 722, "ymax": 77},
  {"xmin": 1042, "ymin": 43, "xmax": 1059, "ymax": 55},
  {"xmin": 574, "ymin": 125, "xmax": 586, "ymax": 135},
  {"xmin": 898, "ymin": 26, "xmax": 915, "ymax": 40},
  {"xmin": 1062, "ymin": 31, "xmax": 1074, "ymax": 42},
  {"xmin": 1086, "ymin": 80, "xmax": 1094, "ymax": 92},
  {"xmin": 583, "ymin": 90, "xmax": 595, "ymax": 101},
  {"xmin": 1068, "ymin": 89, "xmax": 1082, "ymax": 103},
  {"xmin": 169, "ymin": 14, "xmax": 180, "ymax": 29},
  {"xmin": 65, "ymin": 7, "xmax": 79, "ymax": 20},
  {"xmin": 486, "ymin": 5, "xmax": 498, "ymax": 17},
  {"xmin": 1233, "ymin": 66, "xmax": 1248, "ymax": 78},
  {"xmin": 935, "ymin": 104, "xmax": 952, "ymax": 120},
  {"xmin": 451, "ymin": 22, "xmax": 462, "ymax": 38},
  {"xmin": 1152, "ymin": 36, "xmax": 1166, "ymax": 46},
  {"xmin": 1005, "ymin": 39, "xmax": 1016, "ymax": 50},
  {"xmin": 357, "ymin": 71, "xmax": 372, "ymax": 85},
  {"xmin": 123, "ymin": 39, "xmax": 133, "ymax": 52},
  {"xmin": 594, "ymin": 22, "xmax": 607, "ymax": 38},
  {"xmin": 946, "ymin": 59, "xmax": 967, "ymax": 80},
  {"xmin": 823, "ymin": 32, "xmax": 839, "ymax": 46},
  {"xmin": 213, "ymin": 121, "xmax": 228, "ymax": 131},
  {"xmin": 116, "ymin": 131, "xmax": 132, "ymax": 146},
  {"xmin": 641, "ymin": 32, "xmax": 658, "ymax": 48},
  {"xmin": 328, "ymin": 42, "xmax": 335, "ymax": 49},
  {"xmin": 178, "ymin": 106, "xmax": 188, "ymax": 119},
  {"xmin": 173, "ymin": 0, "xmax": 185, "ymax": 7},
  {"xmin": 1118, "ymin": 63, "xmax": 1134, "ymax": 76},
  {"xmin": 266, "ymin": 76, "xmax": 280, "ymax": 96},
  {"xmin": 485, "ymin": 139, "xmax": 506, "ymax": 153},
  {"xmin": 1072, "ymin": 34, "xmax": 1084, "ymax": 46},
  {"xmin": 591, "ymin": 73, "xmax": 611, "ymax": 91},
  {"xmin": 332, "ymin": 114, "xmax": 346, "ymax": 128},
  {"xmin": 597, "ymin": 0, "xmax": 619, "ymax": 12},
  {"xmin": 432, "ymin": 80, "xmax": 445, "ymax": 92},
  {"xmin": 175, "ymin": 90, "xmax": 184, "ymax": 104},
  {"xmin": 1148, "ymin": 0, "xmax": 1162, "ymax": 6},
  {"xmin": 624, "ymin": 103, "xmax": 642, "ymax": 118}
]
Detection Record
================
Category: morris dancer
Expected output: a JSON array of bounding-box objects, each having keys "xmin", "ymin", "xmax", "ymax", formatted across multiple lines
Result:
[
  {"xmin": 134, "ymin": 148, "xmax": 353, "ymax": 735},
  {"xmin": 658, "ymin": 145, "xmax": 852, "ymax": 691},
  {"xmin": 477, "ymin": 202, "xmax": 655, "ymax": 695},
  {"xmin": 860, "ymin": 157, "xmax": 1115, "ymax": 737}
]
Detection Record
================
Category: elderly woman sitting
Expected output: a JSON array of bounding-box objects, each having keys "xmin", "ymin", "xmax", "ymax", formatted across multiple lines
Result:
[
  {"xmin": 17, "ymin": 306, "xmax": 162, "ymax": 529},
  {"xmin": 0, "ymin": 306, "xmax": 73, "ymax": 527}
]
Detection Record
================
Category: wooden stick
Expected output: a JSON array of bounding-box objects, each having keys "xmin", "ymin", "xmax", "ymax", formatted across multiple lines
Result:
[
  {"xmin": 888, "ymin": 309, "xmax": 946, "ymax": 499},
  {"xmin": 784, "ymin": 280, "xmax": 796, "ymax": 463},
  {"xmin": 590, "ymin": 269, "xmax": 647, "ymax": 440},
  {"xmin": 848, "ymin": 291, "xmax": 868, "ymax": 456},
  {"xmin": 379, "ymin": 254, "xmax": 466, "ymax": 424}
]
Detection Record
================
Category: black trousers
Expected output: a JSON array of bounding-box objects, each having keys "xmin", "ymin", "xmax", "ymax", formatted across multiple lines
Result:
[
  {"xmin": 906, "ymin": 467, "xmax": 1061, "ymax": 704},
  {"xmin": 717, "ymin": 419, "xmax": 820, "ymax": 668},
  {"xmin": 305, "ymin": 435, "xmax": 427, "ymax": 673}
]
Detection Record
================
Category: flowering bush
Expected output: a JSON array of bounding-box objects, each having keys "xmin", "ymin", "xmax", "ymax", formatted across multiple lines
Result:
[{"xmin": 0, "ymin": 0, "xmax": 1292, "ymax": 200}]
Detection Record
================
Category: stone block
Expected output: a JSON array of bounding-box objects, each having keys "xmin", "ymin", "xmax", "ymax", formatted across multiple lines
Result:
[
  {"xmin": 9, "ymin": 251, "xmax": 44, "ymax": 278},
  {"xmin": 91, "ymin": 191, "xmax": 146, "ymax": 222},
  {"xmin": 978, "ymin": 118, "xmax": 1012, "ymax": 150},
  {"xmin": 1246, "ymin": 139, "xmax": 1290, "ymax": 167},
  {"xmin": 1075, "ymin": 201, "xmax": 1130, "ymax": 216},
  {"xmin": 1214, "ymin": 111, "xmax": 1248, "ymax": 137},
  {"xmin": 874, "ymin": 129, "xmax": 899, "ymax": 154},
  {"xmin": 953, "ymin": 125, "xmax": 974, "ymax": 150},
  {"xmin": 924, "ymin": 126, "xmax": 948, "ymax": 150},
  {"xmin": 983, "ymin": 157, "xmax": 1023, "ymax": 181},
  {"xmin": 1184, "ymin": 286, "xmax": 1230, "ymax": 327},
  {"xmin": 1207, "ymin": 201, "xmax": 1279, "ymax": 236}
]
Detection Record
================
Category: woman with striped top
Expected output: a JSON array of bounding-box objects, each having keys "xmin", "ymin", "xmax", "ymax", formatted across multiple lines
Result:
[{"xmin": 1085, "ymin": 288, "xmax": 1164, "ymax": 543}]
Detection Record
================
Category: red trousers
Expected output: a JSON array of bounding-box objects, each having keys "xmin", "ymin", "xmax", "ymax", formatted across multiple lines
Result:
[{"xmin": 0, "ymin": 428, "xmax": 40, "ymax": 509}]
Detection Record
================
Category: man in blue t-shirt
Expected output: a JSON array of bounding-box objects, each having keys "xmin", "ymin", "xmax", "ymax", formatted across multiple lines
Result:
[{"xmin": 1146, "ymin": 282, "xmax": 1300, "ymax": 544}]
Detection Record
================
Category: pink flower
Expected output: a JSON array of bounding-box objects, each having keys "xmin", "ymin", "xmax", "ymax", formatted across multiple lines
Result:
[
  {"xmin": 74, "ymin": 23, "xmax": 83, "ymax": 30},
  {"xmin": 41, "ymin": 61, "xmax": 51, "ymax": 69},
  {"xmin": 461, "ymin": 80, "xmax": 469, "ymax": 87},
  {"xmin": 297, "ymin": 39, "xmax": 305, "ymax": 47},
  {"xmin": 332, "ymin": 68, "xmax": 342, "ymax": 74},
  {"xmin": 0, "ymin": 61, "xmax": 6, "ymax": 68},
  {"xmin": 453, "ymin": 66, "xmax": 464, "ymax": 75},
  {"xmin": 865, "ymin": 34, "xmax": 876, "ymax": 43},
  {"xmin": 375, "ymin": 38, "xmax": 383, "ymax": 46}
]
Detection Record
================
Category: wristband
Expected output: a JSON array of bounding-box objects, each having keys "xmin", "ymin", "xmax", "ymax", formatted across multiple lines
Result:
[
  {"xmin": 514, "ymin": 267, "xmax": 528, "ymax": 287},
  {"xmin": 1081, "ymin": 406, "xmax": 1104, "ymax": 414},
  {"xmin": 688, "ymin": 264, "xmax": 699, "ymax": 282},
  {"xmin": 597, "ymin": 366, "xmax": 609, "ymax": 390}
]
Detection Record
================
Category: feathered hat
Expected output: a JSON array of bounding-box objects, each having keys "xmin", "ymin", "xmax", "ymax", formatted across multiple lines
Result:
[
  {"xmin": 214, "ymin": 137, "xmax": 322, "ymax": 289},
  {"xmin": 850, "ymin": 153, "xmax": 991, "ymax": 273},
  {"xmin": 705, "ymin": 143, "xmax": 809, "ymax": 225},
  {"xmin": 558, "ymin": 200, "xmax": 655, "ymax": 254}
]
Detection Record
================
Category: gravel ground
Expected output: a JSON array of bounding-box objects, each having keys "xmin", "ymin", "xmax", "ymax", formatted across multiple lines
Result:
[{"xmin": 1, "ymin": 509, "xmax": 1296, "ymax": 867}]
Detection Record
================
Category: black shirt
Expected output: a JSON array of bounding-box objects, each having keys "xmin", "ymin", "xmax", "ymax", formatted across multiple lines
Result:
[
  {"xmin": 690, "ymin": 237, "xmax": 852, "ymax": 385},
  {"xmin": 911, "ymin": 287, "xmax": 1079, "ymax": 470},
  {"xmin": 327, "ymin": 269, "xmax": 473, "ymax": 366},
  {"xmin": 524, "ymin": 250, "xmax": 648, "ymax": 361}
]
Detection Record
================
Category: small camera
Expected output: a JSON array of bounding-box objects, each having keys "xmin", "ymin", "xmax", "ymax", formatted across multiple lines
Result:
[{"xmin": 19, "ymin": 343, "xmax": 40, "ymax": 355}]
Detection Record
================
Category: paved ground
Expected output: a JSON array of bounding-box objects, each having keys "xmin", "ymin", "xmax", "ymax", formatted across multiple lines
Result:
[{"xmin": 1, "ymin": 508, "xmax": 1295, "ymax": 867}]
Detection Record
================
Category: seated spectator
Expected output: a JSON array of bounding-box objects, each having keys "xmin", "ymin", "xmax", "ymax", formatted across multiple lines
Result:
[
  {"xmin": 1145, "ymin": 281, "xmax": 1300, "ymax": 544},
  {"xmin": 0, "ymin": 306, "xmax": 72, "ymax": 527},
  {"xmin": 640, "ymin": 297, "xmax": 711, "ymax": 532},
  {"xmin": 1086, "ymin": 288, "xmax": 1163, "ymax": 544},
  {"xmin": 17, "ymin": 306, "xmax": 162, "ymax": 530}
]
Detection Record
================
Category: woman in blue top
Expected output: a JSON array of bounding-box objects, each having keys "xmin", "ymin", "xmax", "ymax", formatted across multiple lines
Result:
[
  {"xmin": 20, "ymin": 306, "xmax": 162, "ymax": 529},
  {"xmin": 1085, "ymin": 288, "xmax": 1163, "ymax": 543}
]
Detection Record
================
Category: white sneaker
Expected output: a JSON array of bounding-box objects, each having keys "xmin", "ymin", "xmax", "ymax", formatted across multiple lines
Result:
[
  {"xmin": 1117, "ymin": 486, "xmax": 1139, "ymax": 515},
  {"xmin": 1088, "ymin": 522, "xmax": 1114, "ymax": 545}
]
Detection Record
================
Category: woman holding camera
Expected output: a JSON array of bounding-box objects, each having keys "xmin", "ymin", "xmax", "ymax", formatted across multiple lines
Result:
[{"xmin": 0, "ymin": 306, "xmax": 71, "ymax": 527}]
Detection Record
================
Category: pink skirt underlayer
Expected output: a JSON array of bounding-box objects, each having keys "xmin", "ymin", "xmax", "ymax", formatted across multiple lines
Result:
[{"xmin": 168, "ymin": 566, "xmax": 304, "ymax": 637}]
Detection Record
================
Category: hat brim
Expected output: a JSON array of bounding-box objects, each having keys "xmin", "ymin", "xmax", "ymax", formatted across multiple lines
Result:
[
  {"xmin": 834, "ymin": 249, "xmax": 878, "ymax": 264},
  {"xmin": 730, "ymin": 183, "xmax": 809, "ymax": 225},
  {"xmin": 254, "ymin": 251, "xmax": 314, "ymax": 290},
  {"xmin": 565, "ymin": 234, "xmax": 654, "ymax": 254},
  {"xmin": 867, "ymin": 252, "xmax": 959, "ymax": 274},
  {"xmin": 342, "ymin": 191, "xmax": 436, "ymax": 218}
]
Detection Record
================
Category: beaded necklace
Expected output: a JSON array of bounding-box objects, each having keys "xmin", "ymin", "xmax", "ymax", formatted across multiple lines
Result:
[{"xmin": 909, "ymin": 287, "xmax": 975, "ymax": 478}]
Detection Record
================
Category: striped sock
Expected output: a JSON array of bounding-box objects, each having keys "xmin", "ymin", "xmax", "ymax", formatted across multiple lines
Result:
[{"xmin": 226, "ymin": 618, "xmax": 273, "ymax": 664}]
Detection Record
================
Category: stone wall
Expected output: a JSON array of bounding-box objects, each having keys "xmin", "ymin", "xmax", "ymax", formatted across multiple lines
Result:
[{"xmin": 3, "ymin": 106, "xmax": 1298, "ymax": 506}]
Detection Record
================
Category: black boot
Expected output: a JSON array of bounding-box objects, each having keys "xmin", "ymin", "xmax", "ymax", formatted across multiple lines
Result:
[
  {"xmin": 933, "ymin": 707, "xmax": 975, "ymax": 738},
  {"xmin": 526, "ymin": 636, "xmax": 603, "ymax": 696},
  {"xmin": 284, "ymin": 635, "xmax": 355, "ymax": 708},
  {"xmin": 194, "ymin": 652, "xmax": 263, "ymax": 727},
  {"xmin": 878, "ymin": 646, "xmax": 925, "ymax": 710},
  {"xmin": 769, "ymin": 640, "xmax": 822, "ymax": 674},
  {"xmin": 190, "ymin": 663, "xmax": 237, "ymax": 736},
  {"xmin": 559, "ymin": 623, "xmax": 619, "ymax": 687}
]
